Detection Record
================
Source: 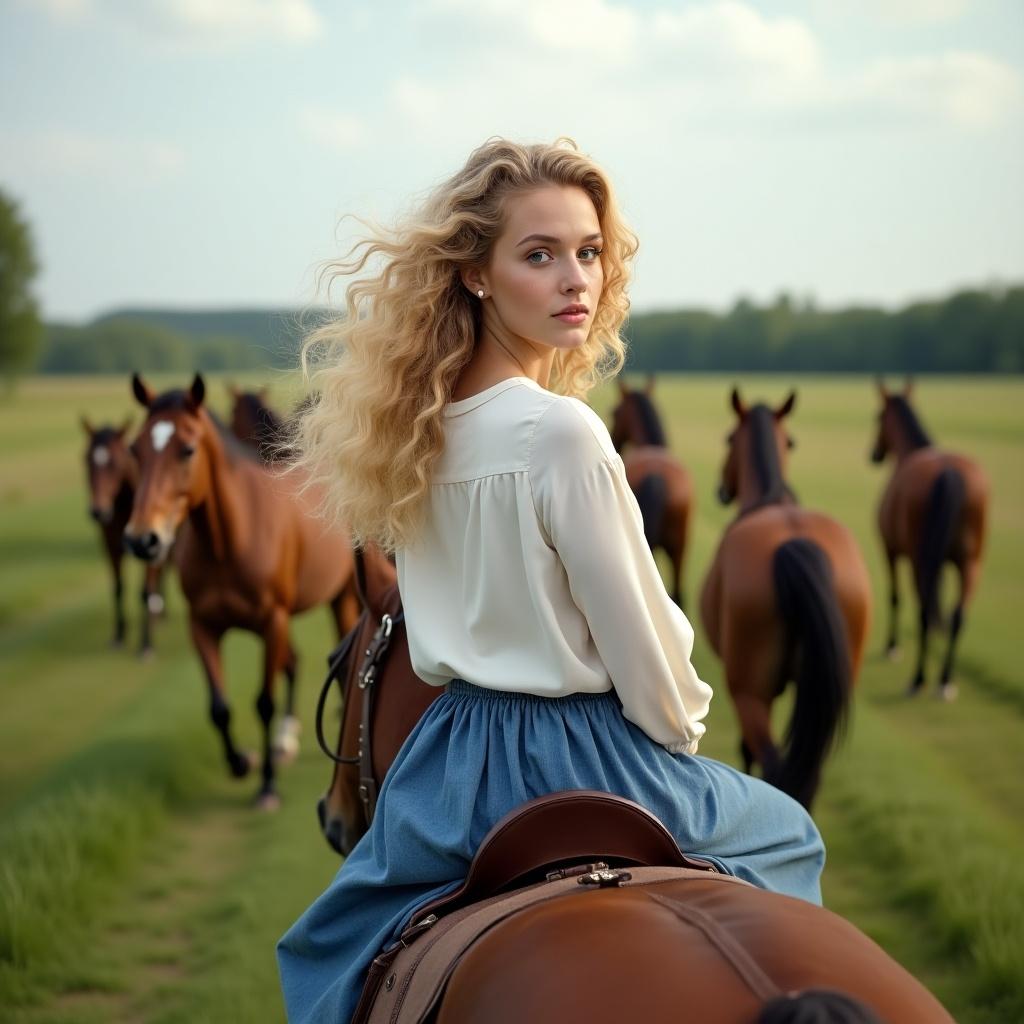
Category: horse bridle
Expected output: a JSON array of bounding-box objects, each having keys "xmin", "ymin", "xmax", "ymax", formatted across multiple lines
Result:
[{"xmin": 315, "ymin": 608, "xmax": 405, "ymax": 826}]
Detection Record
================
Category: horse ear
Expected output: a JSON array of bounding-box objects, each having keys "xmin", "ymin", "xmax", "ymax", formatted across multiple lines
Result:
[
  {"xmin": 226, "ymin": 381, "xmax": 240, "ymax": 400},
  {"xmin": 117, "ymin": 415, "xmax": 133, "ymax": 438},
  {"xmin": 189, "ymin": 373, "xmax": 206, "ymax": 410},
  {"xmin": 132, "ymin": 372, "xmax": 154, "ymax": 409},
  {"xmin": 730, "ymin": 387, "xmax": 746, "ymax": 418},
  {"xmin": 617, "ymin": 376, "xmax": 629, "ymax": 396},
  {"xmin": 80, "ymin": 414, "xmax": 95, "ymax": 437},
  {"xmin": 876, "ymin": 376, "xmax": 888, "ymax": 400},
  {"xmin": 903, "ymin": 376, "xmax": 914, "ymax": 398},
  {"xmin": 776, "ymin": 391, "xmax": 797, "ymax": 419},
  {"xmin": 645, "ymin": 374, "xmax": 655, "ymax": 395},
  {"xmin": 258, "ymin": 386, "xmax": 269, "ymax": 404}
]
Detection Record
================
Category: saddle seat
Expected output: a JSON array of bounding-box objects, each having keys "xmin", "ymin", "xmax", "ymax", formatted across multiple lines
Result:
[{"xmin": 412, "ymin": 789, "xmax": 717, "ymax": 925}]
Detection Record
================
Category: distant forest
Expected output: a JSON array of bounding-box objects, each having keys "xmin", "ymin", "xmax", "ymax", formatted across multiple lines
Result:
[{"xmin": 36, "ymin": 284, "xmax": 1024, "ymax": 375}]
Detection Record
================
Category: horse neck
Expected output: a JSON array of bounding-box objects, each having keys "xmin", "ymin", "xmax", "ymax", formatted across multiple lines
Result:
[
  {"xmin": 890, "ymin": 403, "xmax": 932, "ymax": 463},
  {"xmin": 737, "ymin": 410, "xmax": 794, "ymax": 515},
  {"xmin": 628, "ymin": 396, "xmax": 667, "ymax": 447},
  {"xmin": 189, "ymin": 417, "xmax": 250, "ymax": 562}
]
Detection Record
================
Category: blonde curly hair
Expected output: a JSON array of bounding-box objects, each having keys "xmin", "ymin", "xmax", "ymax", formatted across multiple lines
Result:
[{"xmin": 295, "ymin": 137, "xmax": 638, "ymax": 551}]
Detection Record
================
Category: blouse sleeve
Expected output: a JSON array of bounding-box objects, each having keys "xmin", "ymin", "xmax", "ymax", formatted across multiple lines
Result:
[{"xmin": 528, "ymin": 399, "xmax": 713, "ymax": 754}]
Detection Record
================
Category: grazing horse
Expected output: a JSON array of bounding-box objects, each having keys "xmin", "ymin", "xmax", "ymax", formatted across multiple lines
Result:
[
  {"xmin": 124, "ymin": 373, "xmax": 360, "ymax": 807},
  {"xmin": 315, "ymin": 580, "xmax": 949, "ymax": 1024},
  {"xmin": 700, "ymin": 389, "xmax": 871, "ymax": 809},
  {"xmin": 609, "ymin": 376, "xmax": 694, "ymax": 606},
  {"xmin": 871, "ymin": 380, "xmax": 989, "ymax": 699},
  {"xmin": 80, "ymin": 416, "xmax": 164, "ymax": 655},
  {"xmin": 227, "ymin": 385, "xmax": 289, "ymax": 462}
]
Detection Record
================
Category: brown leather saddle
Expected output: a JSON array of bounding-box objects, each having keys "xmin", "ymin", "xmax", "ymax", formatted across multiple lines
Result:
[{"xmin": 352, "ymin": 790, "xmax": 721, "ymax": 1023}]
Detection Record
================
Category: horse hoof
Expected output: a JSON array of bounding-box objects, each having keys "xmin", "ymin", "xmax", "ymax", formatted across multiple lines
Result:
[
  {"xmin": 138, "ymin": 646, "xmax": 155, "ymax": 662},
  {"xmin": 255, "ymin": 790, "xmax": 281, "ymax": 812},
  {"xmin": 885, "ymin": 645, "xmax": 901, "ymax": 662},
  {"xmin": 937, "ymin": 683, "xmax": 958, "ymax": 702},
  {"xmin": 110, "ymin": 638, "xmax": 125, "ymax": 651},
  {"xmin": 904, "ymin": 682, "xmax": 924, "ymax": 699},
  {"xmin": 229, "ymin": 751, "xmax": 256, "ymax": 779}
]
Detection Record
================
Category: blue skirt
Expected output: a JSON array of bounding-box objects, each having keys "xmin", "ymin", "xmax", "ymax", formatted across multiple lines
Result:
[{"xmin": 277, "ymin": 681, "xmax": 824, "ymax": 1024}]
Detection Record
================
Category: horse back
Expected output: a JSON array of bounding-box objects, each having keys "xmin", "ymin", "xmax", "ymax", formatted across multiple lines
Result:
[
  {"xmin": 437, "ymin": 875, "xmax": 952, "ymax": 1024},
  {"xmin": 622, "ymin": 446, "xmax": 692, "ymax": 507}
]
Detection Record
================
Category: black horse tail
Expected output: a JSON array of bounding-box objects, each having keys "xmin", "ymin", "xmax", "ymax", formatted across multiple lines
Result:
[
  {"xmin": 917, "ymin": 466, "xmax": 965, "ymax": 627},
  {"xmin": 771, "ymin": 538, "xmax": 851, "ymax": 809},
  {"xmin": 633, "ymin": 474, "xmax": 668, "ymax": 549}
]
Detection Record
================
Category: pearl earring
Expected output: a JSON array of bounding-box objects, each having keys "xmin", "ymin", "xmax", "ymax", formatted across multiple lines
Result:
[{"xmin": 477, "ymin": 289, "xmax": 485, "ymax": 299}]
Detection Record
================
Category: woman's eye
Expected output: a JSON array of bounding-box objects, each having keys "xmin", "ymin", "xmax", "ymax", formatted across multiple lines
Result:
[
  {"xmin": 579, "ymin": 247, "xmax": 603, "ymax": 261},
  {"xmin": 526, "ymin": 251, "xmax": 552, "ymax": 264}
]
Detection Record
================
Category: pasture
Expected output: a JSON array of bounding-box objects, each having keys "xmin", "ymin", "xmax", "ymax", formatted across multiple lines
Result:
[{"xmin": 1, "ymin": 373, "xmax": 1021, "ymax": 1023}]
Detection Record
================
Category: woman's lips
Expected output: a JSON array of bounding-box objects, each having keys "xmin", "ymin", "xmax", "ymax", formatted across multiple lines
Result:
[{"xmin": 554, "ymin": 312, "xmax": 587, "ymax": 325}]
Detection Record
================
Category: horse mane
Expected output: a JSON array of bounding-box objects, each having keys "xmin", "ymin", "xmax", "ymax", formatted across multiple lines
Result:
[
  {"xmin": 890, "ymin": 396, "xmax": 932, "ymax": 449},
  {"xmin": 148, "ymin": 390, "xmax": 260, "ymax": 466},
  {"xmin": 628, "ymin": 392, "xmax": 667, "ymax": 446},
  {"xmin": 747, "ymin": 405, "xmax": 798, "ymax": 509}
]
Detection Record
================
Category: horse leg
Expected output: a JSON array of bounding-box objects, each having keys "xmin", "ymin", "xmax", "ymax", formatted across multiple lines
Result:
[
  {"xmin": 884, "ymin": 548, "xmax": 900, "ymax": 659},
  {"xmin": 110, "ymin": 547, "xmax": 126, "ymax": 648},
  {"xmin": 731, "ymin": 693, "xmax": 779, "ymax": 781},
  {"xmin": 938, "ymin": 562, "xmax": 973, "ymax": 701},
  {"xmin": 666, "ymin": 533, "xmax": 685, "ymax": 610},
  {"xmin": 138, "ymin": 563, "xmax": 161, "ymax": 658},
  {"xmin": 908, "ymin": 599, "xmax": 929, "ymax": 696},
  {"xmin": 273, "ymin": 642, "xmax": 302, "ymax": 762},
  {"xmin": 189, "ymin": 616, "xmax": 250, "ymax": 778},
  {"xmin": 256, "ymin": 607, "xmax": 291, "ymax": 809}
]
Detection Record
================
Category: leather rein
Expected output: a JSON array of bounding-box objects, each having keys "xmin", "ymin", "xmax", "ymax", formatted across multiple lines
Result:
[{"xmin": 315, "ymin": 608, "xmax": 405, "ymax": 826}]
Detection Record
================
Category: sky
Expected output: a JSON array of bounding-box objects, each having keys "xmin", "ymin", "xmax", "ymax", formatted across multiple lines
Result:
[{"xmin": 1, "ymin": 0, "xmax": 1022, "ymax": 322}]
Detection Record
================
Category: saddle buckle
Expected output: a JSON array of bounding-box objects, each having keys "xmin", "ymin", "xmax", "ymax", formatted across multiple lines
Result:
[{"xmin": 578, "ymin": 867, "xmax": 632, "ymax": 888}]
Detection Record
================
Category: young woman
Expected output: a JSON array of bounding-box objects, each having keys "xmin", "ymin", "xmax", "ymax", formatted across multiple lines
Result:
[{"xmin": 277, "ymin": 138, "xmax": 824, "ymax": 1023}]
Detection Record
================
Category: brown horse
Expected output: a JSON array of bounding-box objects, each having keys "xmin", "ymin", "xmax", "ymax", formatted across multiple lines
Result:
[
  {"xmin": 81, "ymin": 416, "xmax": 164, "ymax": 656},
  {"xmin": 700, "ymin": 389, "xmax": 871, "ymax": 809},
  {"xmin": 316, "ymin": 544, "xmax": 437, "ymax": 855},
  {"xmin": 871, "ymin": 380, "xmax": 989, "ymax": 699},
  {"xmin": 124, "ymin": 373, "xmax": 361, "ymax": 807},
  {"xmin": 609, "ymin": 376, "xmax": 694, "ymax": 606}
]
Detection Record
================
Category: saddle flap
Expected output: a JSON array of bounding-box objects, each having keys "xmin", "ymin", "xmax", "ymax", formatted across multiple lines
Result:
[{"xmin": 412, "ymin": 790, "xmax": 715, "ymax": 925}]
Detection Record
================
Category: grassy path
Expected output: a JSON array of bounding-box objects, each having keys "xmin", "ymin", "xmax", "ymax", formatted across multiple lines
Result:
[{"xmin": 2, "ymin": 374, "xmax": 1022, "ymax": 1021}]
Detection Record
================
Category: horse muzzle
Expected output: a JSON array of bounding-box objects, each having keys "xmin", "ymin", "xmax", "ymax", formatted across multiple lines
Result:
[
  {"xmin": 716, "ymin": 485, "xmax": 734, "ymax": 506},
  {"xmin": 123, "ymin": 530, "xmax": 169, "ymax": 564}
]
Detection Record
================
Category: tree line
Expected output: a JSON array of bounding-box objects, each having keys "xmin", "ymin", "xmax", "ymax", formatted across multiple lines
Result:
[{"xmin": 3, "ymin": 187, "xmax": 1022, "ymax": 380}]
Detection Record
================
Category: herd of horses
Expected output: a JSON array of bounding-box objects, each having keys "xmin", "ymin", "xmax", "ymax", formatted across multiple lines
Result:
[{"xmin": 80, "ymin": 372, "xmax": 986, "ymax": 1022}]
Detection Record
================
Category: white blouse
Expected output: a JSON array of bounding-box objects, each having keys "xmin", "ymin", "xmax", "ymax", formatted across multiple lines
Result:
[{"xmin": 394, "ymin": 376, "xmax": 713, "ymax": 754}]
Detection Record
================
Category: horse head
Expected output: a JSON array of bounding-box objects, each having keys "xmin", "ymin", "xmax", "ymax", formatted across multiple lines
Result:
[
  {"xmin": 609, "ymin": 375, "xmax": 666, "ymax": 451},
  {"xmin": 81, "ymin": 415, "xmax": 134, "ymax": 524},
  {"xmin": 871, "ymin": 377, "xmax": 922, "ymax": 464},
  {"xmin": 124, "ymin": 372, "xmax": 211, "ymax": 564},
  {"xmin": 718, "ymin": 387, "xmax": 796, "ymax": 510}
]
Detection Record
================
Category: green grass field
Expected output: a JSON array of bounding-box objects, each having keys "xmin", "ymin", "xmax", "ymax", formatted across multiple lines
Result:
[{"xmin": 1, "ymin": 373, "xmax": 1021, "ymax": 1023}]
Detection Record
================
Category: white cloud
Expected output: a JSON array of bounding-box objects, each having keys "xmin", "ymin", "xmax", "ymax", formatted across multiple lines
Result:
[
  {"xmin": 651, "ymin": 2, "xmax": 822, "ymax": 85},
  {"xmin": 299, "ymin": 107, "xmax": 365, "ymax": 151},
  {"xmin": 425, "ymin": 0, "xmax": 641, "ymax": 63}
]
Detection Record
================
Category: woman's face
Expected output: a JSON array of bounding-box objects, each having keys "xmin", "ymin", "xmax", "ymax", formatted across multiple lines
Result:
[{"xmin": 478, "ymin": 185, "xmax": 605, "ymax": 355}]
